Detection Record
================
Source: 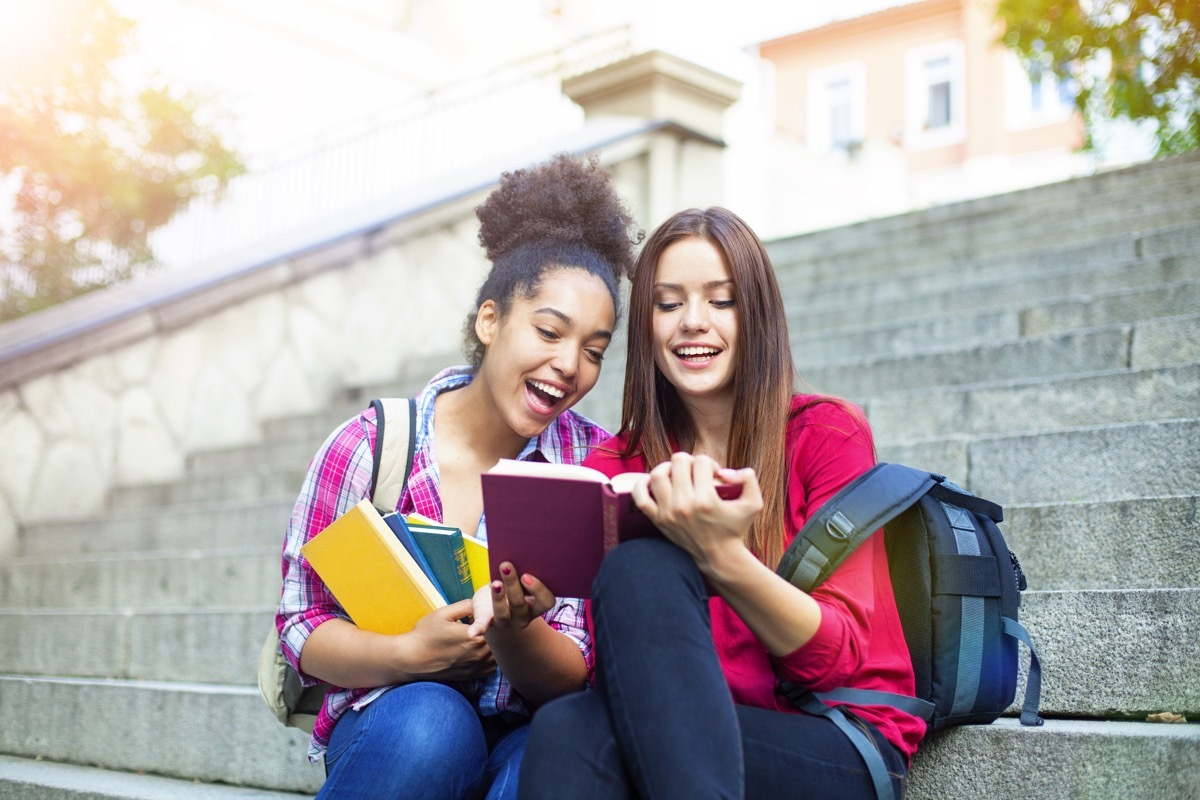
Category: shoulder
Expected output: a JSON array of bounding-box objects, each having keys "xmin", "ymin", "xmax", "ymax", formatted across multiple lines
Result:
[
  {"xmin": 581, "ymin": 433, "xmax": 643, "ymax": 477},
  {"xmin": 541, "ymin": 408, "xmax": 613, "ymax": 462},
  {"xmin": 788, "ymin": 394, "xmax": 873, "ymax": 446}
]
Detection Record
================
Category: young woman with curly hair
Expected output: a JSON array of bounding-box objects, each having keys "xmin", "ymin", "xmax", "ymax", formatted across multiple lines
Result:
[
  {"xmin": 519, "ymin": 207, "xmax": 924, "ymax": 800},
  {"xmin": 275, "ymin": 153, "xmax": 641, "ymax": 800}
]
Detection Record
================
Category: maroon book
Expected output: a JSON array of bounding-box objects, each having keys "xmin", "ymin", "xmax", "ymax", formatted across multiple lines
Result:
[{"xmin": 480, "ymin": 460, "xmax": 738, "ymax": 597}]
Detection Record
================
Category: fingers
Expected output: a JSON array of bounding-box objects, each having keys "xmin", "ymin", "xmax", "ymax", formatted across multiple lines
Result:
[
  {"xmin": 517, "ymin": 572, "xmax": 557, "ymax": 617},
  {"xmin": 716, "ymin": 466, "xmax": 764, "ymax": 513},
  {"xmin": 443, "ymin": 598, "xmax": 476, "ymax": 622}
]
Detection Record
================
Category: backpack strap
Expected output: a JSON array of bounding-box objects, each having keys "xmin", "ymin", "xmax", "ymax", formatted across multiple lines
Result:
[
  {"xmin": 777, "ymin": 462, "xmax": 939, "ymax": 591},
  {"xmin": 369, "ymin": 398, "xmax": 417, "ymax": 513},
  {"xmin": 1003, "ymin": 617, "xmax": 1045, "ymax": 726},
  {"xmin": 781, "ymin": 684, "xmax": 899, "ymax": 800}
]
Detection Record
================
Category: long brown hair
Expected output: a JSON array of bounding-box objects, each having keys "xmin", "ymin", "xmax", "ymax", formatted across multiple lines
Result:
[{"xmin": 618, "ymin": 207, "xmax": 795, "ymax": 566}]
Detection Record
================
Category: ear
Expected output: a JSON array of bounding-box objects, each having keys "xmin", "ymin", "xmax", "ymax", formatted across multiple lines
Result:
[{"xmin": 475, "ymin": 299, "xmax": 501, "ymax": 348}]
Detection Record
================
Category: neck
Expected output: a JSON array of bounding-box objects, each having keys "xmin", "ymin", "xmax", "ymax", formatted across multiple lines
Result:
[
  {"xmin": 681, "ymin": 395, "xmax": 734, "ymax": 464},
  {"xmin": 438, "ymin": 379, "xmax": 530, "ymax": 463}
]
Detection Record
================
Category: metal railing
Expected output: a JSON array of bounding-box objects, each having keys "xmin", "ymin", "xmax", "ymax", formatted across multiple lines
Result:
[{"xmin": 151, "ymin": 26, "xmax": 635, "ymax": 268}]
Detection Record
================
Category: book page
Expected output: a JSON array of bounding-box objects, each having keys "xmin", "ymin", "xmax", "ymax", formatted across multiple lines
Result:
[{"xmin": 486, "ymin": 458, "xmax": 609, "ymax": 483}]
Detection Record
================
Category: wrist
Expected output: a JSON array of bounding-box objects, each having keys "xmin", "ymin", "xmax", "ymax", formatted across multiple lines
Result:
[{"xmin": 695, "ymin": 538, "xmax": 760, "ymax": 586}]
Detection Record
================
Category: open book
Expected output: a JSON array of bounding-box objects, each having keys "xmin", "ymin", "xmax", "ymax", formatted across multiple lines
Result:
[{"xmin": 480, "ymin": 458, "xmax": 738, "ymax": 597}]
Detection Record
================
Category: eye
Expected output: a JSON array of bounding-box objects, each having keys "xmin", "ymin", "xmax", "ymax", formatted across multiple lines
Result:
[
  {"xmin": 585, "ymin": 348, "xmax": 606, "ymax": 363},
  {"xmin": 536, "ymin": 327, "xmax": 560, "ymax": 341},
  {"xmin": 655, "ymin": 301, "xmax": 682, "ymax": 312},
  {"xmin": 711, "ymin": 299, "xmax": 736, "ymax": 309}
]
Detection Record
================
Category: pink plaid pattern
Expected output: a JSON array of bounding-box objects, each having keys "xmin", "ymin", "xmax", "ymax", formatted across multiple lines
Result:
[{"xmin": 277, "ymin": 366, "xmax": 609, "ymax": 761}]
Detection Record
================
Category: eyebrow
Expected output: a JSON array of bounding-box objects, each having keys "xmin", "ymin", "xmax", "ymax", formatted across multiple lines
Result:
[
  {"xmin": 534, "ymin": 307, "xmax": 613, "ymax": 341},
  {"xmin": 653, "ymin": 279, "xmax": 734, "ymax": 291}
]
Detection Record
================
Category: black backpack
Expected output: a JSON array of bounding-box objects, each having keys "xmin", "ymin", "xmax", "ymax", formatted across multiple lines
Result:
[{"xmin": 775, "ymin": 463, "xmax": 1043, "ymax": 800}]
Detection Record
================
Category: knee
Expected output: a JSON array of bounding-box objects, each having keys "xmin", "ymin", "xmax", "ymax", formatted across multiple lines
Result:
[
  {"xmin": 526, "ymin": 692, "xmax": 598, "ymax": 759},
  {"xmin": 594, "ymin": 537, "xmax": 698, "ymax": 599},
  {"xmin": 367, "ymin": 682, "xmax": 486, "ymax": 764}
]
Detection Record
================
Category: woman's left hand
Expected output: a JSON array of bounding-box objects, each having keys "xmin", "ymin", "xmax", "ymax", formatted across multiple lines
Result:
[
  {"xmin": 467, "ymin": 562, "xmax": 557, "ymax": 638},
  {"xmin": 632, "ymin": 452, "xmax": 764, "ymax": 569}
]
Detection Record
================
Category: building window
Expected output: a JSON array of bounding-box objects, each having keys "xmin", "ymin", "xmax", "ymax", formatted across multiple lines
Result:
[
  {"xmin": 807, "ymin": 62, "xmax": 866, "ymax": 155},
  {"xmin": 1004, "ymin": 53, "xmax": 1075, "ymax": 130},
  {"xmin": 905, "ymin": 41, "xmax": 965, "ymax": 149}
]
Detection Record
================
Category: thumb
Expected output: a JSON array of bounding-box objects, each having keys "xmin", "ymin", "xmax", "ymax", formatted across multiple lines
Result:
[
  {"xmin": 718, "ymin": 467, "xmax": 763, "ymax": 506},
  {"xmin": 443, "ymin": 599, "xmax": 475, "ymax": 622}
]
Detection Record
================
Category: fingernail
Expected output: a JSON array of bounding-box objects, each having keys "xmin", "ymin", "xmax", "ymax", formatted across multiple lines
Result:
[
  {"xmin": 492, "ymin": 582, "xmax": 503, "ymax": 593},
  {"xmin": 521, "ymin": 574, "xmax": 534, "ymax": 587},
  {"xmin": 501, "ymin": 564, "xmax": 512, "ymax": 575}
]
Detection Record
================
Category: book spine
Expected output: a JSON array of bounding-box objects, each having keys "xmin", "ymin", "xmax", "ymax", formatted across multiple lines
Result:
[{"xmin": 601, "ymin": 487, "xmax": 620, "ymax": 554}]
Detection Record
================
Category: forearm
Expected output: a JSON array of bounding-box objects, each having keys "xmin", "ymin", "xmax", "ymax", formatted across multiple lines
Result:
[
  {"xmin": 486, "ymin": 618, "xmax": 587, "ymax": 705},
  {"xmin": 299, "ymin": 618, "xmax": 419, "ymax": 689},
  {"xmin": 697, "ymin": 542, "xmax": 823, "ymax": 656}
]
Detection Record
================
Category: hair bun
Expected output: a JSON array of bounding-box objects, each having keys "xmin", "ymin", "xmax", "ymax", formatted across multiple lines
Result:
[{"xmin": 476, "ymin": 152, "xmax": 640, "ymax": 280}]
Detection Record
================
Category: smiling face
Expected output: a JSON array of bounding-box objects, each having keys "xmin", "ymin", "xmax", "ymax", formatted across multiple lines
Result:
[
  {"xmin": 475, "ymin": 266, "xmax": 615, "ymax": 439},
  {"xmin": 651, "ymin": 236, "xmax": 739, "ymax": 409}
]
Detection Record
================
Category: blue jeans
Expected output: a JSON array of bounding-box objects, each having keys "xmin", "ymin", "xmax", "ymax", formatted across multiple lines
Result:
[
  {"xmin": 519, "ymin": 538, "xmax": 906, "ymax": 800},
  {"xmin": 319, "ymin": 681, "xmax": 528, "ymax": 800}
]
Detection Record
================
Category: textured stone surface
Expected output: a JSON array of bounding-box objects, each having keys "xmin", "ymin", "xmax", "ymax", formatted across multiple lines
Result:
[{"xmin": 907, "ymin": 718, "xmax": 1200, "ymax": 800}]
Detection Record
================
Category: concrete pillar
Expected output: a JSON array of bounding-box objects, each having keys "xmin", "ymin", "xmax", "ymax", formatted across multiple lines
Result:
[{"xmin": 563, "ymin": 50, "xmax": 742, "ymax": 226}]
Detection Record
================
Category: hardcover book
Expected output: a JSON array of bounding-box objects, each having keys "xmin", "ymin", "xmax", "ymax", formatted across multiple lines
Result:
[
  {"xmin": 300, "ymin": 499, "xmax": 446, "ymax": 635},
  {"xmin": 480, "ymin": 459, "xmax": 738, "ymax": 597}
]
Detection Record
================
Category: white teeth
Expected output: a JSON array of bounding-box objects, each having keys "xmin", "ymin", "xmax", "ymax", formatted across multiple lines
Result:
[
  {"xmin": 675, "ymin": 346, "xmax": 719, "ymax": 357},
  {"xmin": 529, "ymin": 380, "xmax": 566, "ymax": 399}
]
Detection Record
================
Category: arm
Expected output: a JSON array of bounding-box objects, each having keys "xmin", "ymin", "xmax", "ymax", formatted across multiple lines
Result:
[
  {"xmin": 466, "ymin": 565, "xmax": 588, "ymax": 705},
  {"xmin": 278, "ymin": 411, "xmax": 495, "ymax": 690},
  {"xmin": 634, "ymin": 453, "xmax": 824, "ymax": 655}
]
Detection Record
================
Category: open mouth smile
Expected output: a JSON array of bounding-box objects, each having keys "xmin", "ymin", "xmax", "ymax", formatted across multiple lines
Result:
[
  {"xmin": 673, "ymin": 345, "xmax": 722, "ymax": 363},
  {"xmin": 526, "ymin": 378, "xmax": 568, "ymax": 413}
]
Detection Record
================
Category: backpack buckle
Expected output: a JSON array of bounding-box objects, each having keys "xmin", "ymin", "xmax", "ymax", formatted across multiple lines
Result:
[{"xmin": 826, "ymin": 512, "xmax": 854, "ymax": 540}]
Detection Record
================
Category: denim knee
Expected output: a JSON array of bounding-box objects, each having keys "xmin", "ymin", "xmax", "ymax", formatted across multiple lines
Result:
[{"xmin": 594, "ymin": 537, "xmax": 700, "ymax": 601}]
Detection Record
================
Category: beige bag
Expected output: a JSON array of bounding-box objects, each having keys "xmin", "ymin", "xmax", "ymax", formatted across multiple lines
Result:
[{"xmin": 257, "ymin": 398, "xmax": 416, "ymax": 730}]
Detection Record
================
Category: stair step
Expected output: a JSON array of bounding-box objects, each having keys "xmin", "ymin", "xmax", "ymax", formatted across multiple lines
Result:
[
  {"xmin": 1, "ymin": 589, "xmax": 1193, "ymax": 717},
  {"xmin": 0, "ymin": 608, "xmax": 272, "ymax": 685},
  {"xmin": 771, "ymin": 174, "xmax": 1200, "ymax": 276},
  {"xmin": 0, "ymin": 754, "xmax": 312, "ymax": 800},
  {"xmin": 779, "ymin": 223, "xmax": 1198, "ymax": 307},
  {"xmin": 794, "ymin": 278, "xmax": 1198, "ymax": 368},
  {"xmin": 19, "ymin": 500, "xmax": 293, "ymax": 557},
  {"xmin": 1018, "ymin": 589, "xmax": 1200, "ymax": 718},
  {"xmin": 108, "ymin": 471, "xmax": 306, "ymax": 513},
  {"xmin": 0, "ymin": 548, "xmax": 280, "ymax": 609},
  {"xmin": 881, "ymin": 418, "xmax": 1200, "ymax": 505},
  {"xmin": 0, "ymin": 676, "xmax": 322, "ymax": 794},
  {"xmin": 806, "ymin": 323, "xmax": 1133, "ymax": 397},
  {"xmin": 867, "ymin": 364, "xmax": 1200, "ymax": 443},
  {"xmin": 1005, "ymin": 495, "xmax": 1200, "ymax": 591},
  {"xmin": 906, "ymin": 718, "xmax": 1200, "ymax": 800}
]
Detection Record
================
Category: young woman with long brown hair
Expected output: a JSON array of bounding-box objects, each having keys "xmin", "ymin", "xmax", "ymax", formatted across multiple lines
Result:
[{"xmin": 519, "ymin": 207, "xmax": 924, "ymax": 799}]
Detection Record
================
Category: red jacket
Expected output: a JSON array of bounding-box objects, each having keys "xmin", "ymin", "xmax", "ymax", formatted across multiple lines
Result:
[{"xmin": 582, "ymin": 395, "xmax": 926, "ymax": 762}]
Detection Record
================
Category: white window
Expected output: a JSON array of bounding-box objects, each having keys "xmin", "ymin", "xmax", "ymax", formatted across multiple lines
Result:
[
  {"xmin": 807, "ymin": 62, "xmax": 867, "ymax": 154},
  {"xmin": 1004, "ymin": 53, "xmax": 1075, "ymax": 130},
  {"xmin": 904, "ymin": 41, "xmax": 966, "ymax": 149}
]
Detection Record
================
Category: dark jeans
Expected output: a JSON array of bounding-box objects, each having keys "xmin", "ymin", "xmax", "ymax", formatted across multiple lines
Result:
[{"xmin": 519, "ymin": 538, "xmax": 906, "ymax": 800}]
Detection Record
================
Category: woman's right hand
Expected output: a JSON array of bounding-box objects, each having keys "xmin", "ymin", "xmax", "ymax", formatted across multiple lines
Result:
[{"xmin": 404, "ymin": 599, "xmax": 497, "ymax": 681}]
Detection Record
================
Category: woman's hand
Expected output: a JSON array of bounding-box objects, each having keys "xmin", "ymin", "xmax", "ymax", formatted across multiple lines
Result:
[
  {"xmin": 467, "ymin": 562, "xmax": 557, "ymax": 638},
  {"xmin": 405, "ymin": 599, "xmax": 496, "ymax": 681},
  {"xmin": 631, "ymin": 452, "xmax": 764, "ymax": 573}
]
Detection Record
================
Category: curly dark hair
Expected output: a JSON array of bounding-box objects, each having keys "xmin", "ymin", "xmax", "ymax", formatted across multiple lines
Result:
[{"xmin": 463, "ymin": 152, "xmax": 641, "ymax": 366}]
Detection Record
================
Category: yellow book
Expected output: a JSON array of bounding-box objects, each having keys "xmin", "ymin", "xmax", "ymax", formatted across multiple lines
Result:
[
  {"xmin": 407, "ymin": 513, "xmax": 490, "ymax": 593},
  {"xmin": 302, "ymin": 499, "xmax": 445, "ymax": 635},
  {"xmin": 461, "ymin": 533, "xmax": 490, "ymax": 593}
]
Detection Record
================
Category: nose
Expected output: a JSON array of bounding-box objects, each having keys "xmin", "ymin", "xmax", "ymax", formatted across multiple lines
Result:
[
  {"xmin": 550, "ymin": 344, "xmax": 579, "ymax": 379},
  {"xmin": 681, "ymin": 299, "xmax": 710, "ymax": 332}
]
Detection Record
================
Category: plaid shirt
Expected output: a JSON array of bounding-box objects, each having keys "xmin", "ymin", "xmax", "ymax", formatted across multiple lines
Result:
[{"xmin": 277, "ymin": 366, "xmax": 610, "ymax": 761}]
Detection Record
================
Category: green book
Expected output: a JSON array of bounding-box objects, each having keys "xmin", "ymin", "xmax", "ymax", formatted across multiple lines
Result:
[{"xmin": 407, "ymin": 519, "xmax": 474, "ymax": 604}]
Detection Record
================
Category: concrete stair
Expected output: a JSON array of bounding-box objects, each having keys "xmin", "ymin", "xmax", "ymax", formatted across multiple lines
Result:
[{"xmin": 2, "ymin": 153, "xmax": 1198, "ymax": 797}]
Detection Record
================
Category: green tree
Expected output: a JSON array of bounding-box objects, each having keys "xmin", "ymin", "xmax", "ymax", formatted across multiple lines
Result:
[
  {"xmin": 998, "ymin": 0, "xmax": 1199, "ymax": 156},
  {"xmin": 0, "ymin": 0, "xmax": 244, "ymax": 321}
]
